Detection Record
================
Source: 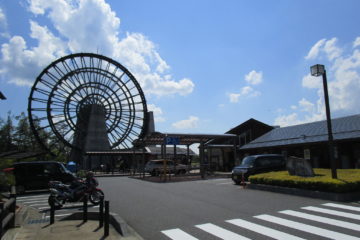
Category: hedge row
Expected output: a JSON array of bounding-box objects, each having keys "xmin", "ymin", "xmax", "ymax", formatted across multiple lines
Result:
[{"xmin": 249, "ymin": 169, "xmax": 360, "ymax": 193}]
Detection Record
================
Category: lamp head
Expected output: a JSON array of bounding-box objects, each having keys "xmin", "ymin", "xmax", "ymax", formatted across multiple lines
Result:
[{"xmin": 310, "ymin": 64, "xmax": 325, "ymax": 77}]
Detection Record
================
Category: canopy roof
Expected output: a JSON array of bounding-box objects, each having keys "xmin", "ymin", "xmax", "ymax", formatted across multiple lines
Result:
[{"xmin": 136, "ymin": 132, "xmax": 237, "ymax": 146}]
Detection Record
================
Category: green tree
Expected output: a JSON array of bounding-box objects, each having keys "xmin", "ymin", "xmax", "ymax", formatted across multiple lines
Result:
[
  {"xmin": 0, "ymin": 112, "xmax": 16, "ymax": 152},
  {"xmin": 13, "ymin": 112, "xmax": 35, "ymax": 151}
]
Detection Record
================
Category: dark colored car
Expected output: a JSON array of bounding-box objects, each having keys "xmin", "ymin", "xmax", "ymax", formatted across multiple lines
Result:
[
  {"xmin": 231, "ymin": 154, "xmax": 286, "ymax": 184},
  {"xmin": 13, "ymin": 161, "xmax": 75, "ymax": 193}
]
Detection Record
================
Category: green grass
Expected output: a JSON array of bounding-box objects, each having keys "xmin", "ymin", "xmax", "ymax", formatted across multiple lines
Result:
[{"xmin": 249, "ymin": 169, "xmax": 360, "ymax": 193}]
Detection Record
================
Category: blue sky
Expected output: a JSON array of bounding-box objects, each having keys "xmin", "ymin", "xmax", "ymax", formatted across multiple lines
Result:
[{"xmin": 1, "ymin": 0, "xmax": 360, "ymax": 139}]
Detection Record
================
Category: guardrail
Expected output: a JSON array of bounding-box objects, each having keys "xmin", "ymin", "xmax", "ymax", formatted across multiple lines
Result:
[{"xmin": 0, "ymin": 190, "xmax": 16, "ymax": 238}]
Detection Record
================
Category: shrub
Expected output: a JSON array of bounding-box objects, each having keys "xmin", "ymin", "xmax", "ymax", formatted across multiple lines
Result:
[
  {"xmin": 249, "ymin": 169, "xmax": 360, "ymax": 193},
  {"xmin": 0, "ymin": 172, "xmax": 15, "ymax": 192}
]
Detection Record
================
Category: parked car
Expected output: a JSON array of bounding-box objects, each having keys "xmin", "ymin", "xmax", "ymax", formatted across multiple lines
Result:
[
  {"xmin": 13, "ymin": 161, "xmax": 75, "ymax": 193},
  {"xmin": 145, "ymin": 159, "xmax": 188, "ymax": 176},
  {"xmin": 231, "ymin": 154, "xmax": 286, "ymax": 184}
]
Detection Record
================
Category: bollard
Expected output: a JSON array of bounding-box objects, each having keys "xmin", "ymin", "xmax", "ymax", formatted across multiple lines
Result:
[
  {"xmin": 50, "ymin": 202, "xmax": 55, "ymax": 225},
  {"xmin": 104, "ymin": 201, "xmax": 109, "ymax": 237},
  {"xmin": 9, "ymin": 186, "xmax": 16, "ymax": 227},
  {"xmin": 83, "ymin": 194, "xmax": 88, "ymax": 222},
  {"xmin": 0, "ymin": 202, "xmax": 4, "ymax": 237},
  {"xmin": 99, "ymin": 196, "xmax": 104, "ymax": 228},
  {"xmin": 241, "ymin": 172, "xmax": 247, "ymax": 188}
]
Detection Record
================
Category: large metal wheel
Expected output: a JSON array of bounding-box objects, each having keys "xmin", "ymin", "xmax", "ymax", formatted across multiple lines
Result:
[{"xmin": 28, "ymin": 53, "xmax": 148, "ymax": 153}]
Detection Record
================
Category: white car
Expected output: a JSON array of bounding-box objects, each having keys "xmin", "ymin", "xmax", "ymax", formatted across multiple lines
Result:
[{"xmin": 145, "ymin": 159, "xmax": 188, "ymax": 176}]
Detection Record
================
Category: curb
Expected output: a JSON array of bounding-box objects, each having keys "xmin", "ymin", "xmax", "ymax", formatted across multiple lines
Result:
[
  {"xmin": 61, "ymin": 211, "xmax": 144, "ymax": 239},
  {"xmin": 2, "ymin": 204, "xmax": 143, "ymax": 240},
  {"xmin": 247, "ymin": 183, "xmax": 360, "ymax": 202}
]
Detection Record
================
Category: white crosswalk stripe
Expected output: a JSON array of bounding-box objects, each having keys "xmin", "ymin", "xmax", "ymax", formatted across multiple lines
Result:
[
  {"xmin": 322, "ymin": 203, "xmax": 360, "ymax": 212},
  {"xmin": 17, "ymin": 193, "xmax": 100, "ymax": 221},
  {"xmin": 302, "ymin": 206, "xmax": 360, "ymax": 220},
  {"xmin": 17, "ymin": 194, "xmax": 48, "ymax": 200},
  {"xmin": 227, "ymin": 218, "xmax": 306, "ymax": 240},
  {"xmin": 195, "ymin": 223, "xmax": 251, "ymax": 240},
  {"xmin": 162, "ymin": 228, "xmax": 199, "ymax": 240},
  {"xmin": 255, "ymin": 214, "xmax": 360, "ymax": 240},
  {"xmin": 161, "ymin": 202, "xmax": 360, "ymax": 240},
  {"xmin": 280, "ymin": 209, "xmax": 360, "ymax": 231}
]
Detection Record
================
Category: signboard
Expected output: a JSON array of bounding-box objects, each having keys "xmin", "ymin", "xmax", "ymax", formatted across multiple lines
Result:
[{"xmin": 164, "ymin": 136, "xmax": 180, "ymax": 145}]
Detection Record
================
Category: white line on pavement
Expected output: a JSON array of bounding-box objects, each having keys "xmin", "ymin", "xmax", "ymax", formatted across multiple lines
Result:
[
  {"xmin": 302, "ymin": 206, "xmax": 360, "ymax": 220},
  {"xmin": 161, "ymin": 228, "xmax": 199, "ymax": 240},
  {"xmin": 227, "ymin": 218, "xmax": 306, "ymax": 240},
  {"xmin": 322, "ymin": 203, "xmax": 360, "ymax": 212},
  {"xmin": 255, "ymin": 214, "xmax": 360, "ymax": 240},
  {"xmin": 196, "ymin": 223, "xmax": 251, "ymax": 240},
  {"xmin": 280, "ymin": 210, "xmax": 360, "ymax": 231}
]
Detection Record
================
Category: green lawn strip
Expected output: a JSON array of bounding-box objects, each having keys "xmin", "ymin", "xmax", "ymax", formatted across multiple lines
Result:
[{"xmin": 249, "ymin": 169, "xmax": 360, "ymax": 193}]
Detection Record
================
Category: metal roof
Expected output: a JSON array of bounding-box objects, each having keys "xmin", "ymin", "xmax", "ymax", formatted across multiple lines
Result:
[
  {"xmin": 240, "ymin": 114, "xmax": 360, "ymax": 150},
  {"xmin": 146, "ymin": 146, "xmax": 196, "ymax": 155},
  {"xmin": 136, "ymin": 132, "xmax": 237, "ymax": 146}
]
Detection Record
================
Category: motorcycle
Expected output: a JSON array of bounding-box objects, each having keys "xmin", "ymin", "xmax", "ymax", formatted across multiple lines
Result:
[{"xmin": 48, "ymin": 177, "xmax": 104, "ymax": 209}]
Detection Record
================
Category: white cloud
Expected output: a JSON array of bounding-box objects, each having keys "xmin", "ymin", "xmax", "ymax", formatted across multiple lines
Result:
[
  {"xmin": 305, "ymin": 38, "xmax": 342, "ymax": 61},
  {"xmin": 353, "ymin": 37, "xmax": 360, "ymax": 48},
  {"xmin": 274, "ymin": 113, "xmax": 301, "ymax": 127},
  {"xmin": 302, "ymin": 73, "xmax": 322, "ymax": 89},
  {"xmin": 245, "ymin": 70, "xmax": 263, "ymax": 85},
  {"xmin": 299, "ymin": 98, "xmax": 315, "ymax": 112},
  {"xmin": 276, "ymin": 36, "xmax": 360, "ymax": 127},
  {"xmin": 228, "ymin": 86, "xmax": 261, "ymax": 103},
  {"xmin": 305, "ymin": 39, "xmax": 326, "ymax": 60},
  {"xmin": 1, "ymin": 0, "xmax": 194, "ymax": 97},
  {"xmin": 323, "ymin": 38, "xmax": 342, "ymax": 60},
  {"xmin": 0, "ymin": 8, "xmax": 9, "ymax": 38},
  {"xmin": 172, "ymin": 116, "xmax": 199, "ymax": 129},
  {"xmin": 148, "ymin": 104, "xmax": 165, "ymax": 123},
  {"xmin": 228, "ymin": 93, "xmax": 241, "ymax": 103}
]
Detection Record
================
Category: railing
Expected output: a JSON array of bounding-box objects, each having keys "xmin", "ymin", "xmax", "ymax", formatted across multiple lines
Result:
[{"xmin": 0, "ymin": 190, "xmax": 16, "ymax": 238}]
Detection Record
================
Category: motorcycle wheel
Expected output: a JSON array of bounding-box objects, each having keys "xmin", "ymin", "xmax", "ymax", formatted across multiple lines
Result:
[
  {"xmin": 89, "ymin": 189, "xmax": 104, "ymax": 205},
  {"xmin": 48, "ymin": 195, "xmax": 63, "ymax": 209}
]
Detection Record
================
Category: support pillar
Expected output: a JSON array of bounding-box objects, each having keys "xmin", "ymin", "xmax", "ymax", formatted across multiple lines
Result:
[{"xmin": 200, "ymin": 141, "xmax": 205, "ymax": 179}]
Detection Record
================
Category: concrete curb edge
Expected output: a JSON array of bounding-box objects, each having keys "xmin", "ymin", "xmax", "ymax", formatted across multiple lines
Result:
[
  {"xmin": 247, "ymin": 183, "xmax": 360, "ymax": 202},
  {"xmin": 62, "ymin": 211, "xmax": 144, "ymax": 240}
]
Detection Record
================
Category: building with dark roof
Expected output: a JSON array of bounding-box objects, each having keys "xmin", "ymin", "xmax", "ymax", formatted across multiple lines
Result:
[
  {"xmin": 205, "ymin": 118, "xmax": 274, "ymax": 171},
  {"xmin": 240, "ymin": 114, "xmax": 360, "ymax": 169}
]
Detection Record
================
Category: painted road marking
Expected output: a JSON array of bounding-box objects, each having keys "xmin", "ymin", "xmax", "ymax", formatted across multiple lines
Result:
[
  {"xmin": 195, "ymin": 223, "xmax": 251, "ymax": 240},
  {"xmin": 280, "ymin": 210, "xmax": 360, "ymax": 231},
  {"xmin": 227, "ymin": 218, "xmax": 306, "ymax": 240},
  {"xmin": 302, "ymin": 206, "xmax": 360, "ymax": 220},
  {"xmin": 322, "ymin": 203, "xmax": 360, "ymax": 212},
  {"xmin": 161, "ymin": 228, "xmax": 199, "ymax": 240},
  {"xmin": 255, "ymin": 214, "xmax": 360, "ymax": 240}
]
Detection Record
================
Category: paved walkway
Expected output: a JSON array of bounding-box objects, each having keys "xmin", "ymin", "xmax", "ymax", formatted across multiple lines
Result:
[{"xmin": 3, "ymin": 204, "xmax": 141, "ymax": 240}]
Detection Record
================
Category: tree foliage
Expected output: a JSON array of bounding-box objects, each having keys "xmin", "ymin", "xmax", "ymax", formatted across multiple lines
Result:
[{"xmin": 0, "ymin": 112, "xmax": 69, "ymax": 162}]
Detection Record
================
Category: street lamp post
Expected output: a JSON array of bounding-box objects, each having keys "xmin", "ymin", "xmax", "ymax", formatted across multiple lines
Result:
[
  {"xmin": 310, "ymin": 64, "xmax": 337, "ymax": 179},
  {"xmin": 0, "ymin": 91, "xmax": 6, "ymax": 100}
]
